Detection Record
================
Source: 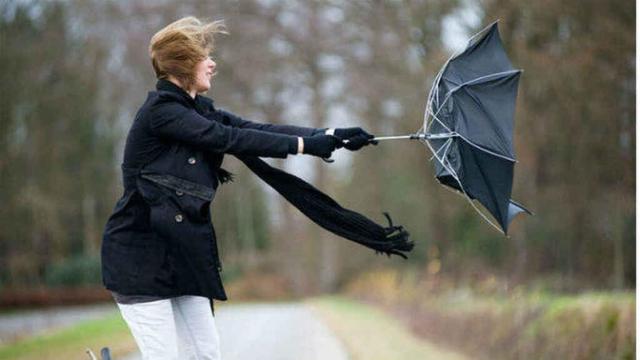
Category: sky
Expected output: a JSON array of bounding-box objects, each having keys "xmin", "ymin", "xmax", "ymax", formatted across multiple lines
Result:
[{"xmin": 441, "ymin": 0, "xmax": 483, "ymax": 53}]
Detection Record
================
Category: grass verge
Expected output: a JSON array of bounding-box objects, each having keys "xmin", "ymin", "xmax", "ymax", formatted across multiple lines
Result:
[
  {"xmin": 346, "ymin": 269, "xmax": 636, "ymax": 360},
  {"xmin": 307, "ymin": 295, "xmax": 468, "ymax": 360},
  {"xmin": 0, "ymin": 310, "xmax": 136, "ymax": 360}
]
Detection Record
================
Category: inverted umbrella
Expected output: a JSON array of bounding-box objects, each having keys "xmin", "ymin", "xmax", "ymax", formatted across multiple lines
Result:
[{"xmin": 373, "ymin": 21, "xmax": 531, "ymax": 234}]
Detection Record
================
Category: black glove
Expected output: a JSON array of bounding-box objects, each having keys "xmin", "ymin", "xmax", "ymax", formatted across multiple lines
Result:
[
  {"xmin": 334, "ymin": 127, "xmax": 377, "ymax": 151},
  {"xmin": 302, "ymin": 135, "xmax": 340, "ymax": 158}
]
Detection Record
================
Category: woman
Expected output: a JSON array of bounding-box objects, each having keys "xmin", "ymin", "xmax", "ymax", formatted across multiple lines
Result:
[{"xmin": 101, "ymin": 16, "xmax": 374, "ymax": 359}]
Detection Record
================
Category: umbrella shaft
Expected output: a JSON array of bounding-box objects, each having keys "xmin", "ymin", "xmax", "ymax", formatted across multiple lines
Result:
[
  {"xmin": 373, "ymin": 133, "xmax": 455, "ymax": 141},
  {"xmin": 373, "ymin": 135, "xmax": 419, "ymax": 141}
]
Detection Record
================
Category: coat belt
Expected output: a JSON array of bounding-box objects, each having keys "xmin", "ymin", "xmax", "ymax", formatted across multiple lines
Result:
[{"xmin": 121, "ymin": 164, "xmax": 215, "ymax": 201}]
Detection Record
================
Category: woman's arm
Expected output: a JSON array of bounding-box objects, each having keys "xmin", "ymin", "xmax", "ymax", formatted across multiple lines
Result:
[
  {"xmin": 215, "ymin": 108, "xmax": 330, "ymax": 137},
  {"xmin": 148, "ymin": 101, "xmax": 299, "ymax": 158}
]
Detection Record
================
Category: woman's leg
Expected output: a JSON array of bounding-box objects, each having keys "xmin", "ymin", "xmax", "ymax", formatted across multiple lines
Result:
[
  {"xmin": 172, "ymin": 295, "xmax": 221, "ymax": 360},
  {"xmin": 116, "ymin": 299, "xmax": 179, "ymax": 360}
]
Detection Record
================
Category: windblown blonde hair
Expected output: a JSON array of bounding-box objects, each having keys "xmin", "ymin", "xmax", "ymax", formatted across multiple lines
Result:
[{"xmin": 149, "ymin": 16, "xmax": 227, "ymax": 90}]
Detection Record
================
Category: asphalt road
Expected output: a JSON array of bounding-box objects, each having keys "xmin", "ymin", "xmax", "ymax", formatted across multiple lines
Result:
[{"xmin": 122, "ymin": 302, "xmax": 349, "ymax": 360}]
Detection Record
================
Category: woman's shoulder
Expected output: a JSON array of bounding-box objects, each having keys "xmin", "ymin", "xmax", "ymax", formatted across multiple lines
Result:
[{"xmin": 138, "ymin": 91, "xmax": 219, "ymax": 123}]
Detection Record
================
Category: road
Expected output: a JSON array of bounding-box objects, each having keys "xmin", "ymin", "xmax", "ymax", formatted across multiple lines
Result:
[
  {"xmin": 1, "ymin": 300, "xmax": 468, "ymax": 359},
  {"xmin": 122, "ymin": 302, "xmax": 349, "ymax": 360}
]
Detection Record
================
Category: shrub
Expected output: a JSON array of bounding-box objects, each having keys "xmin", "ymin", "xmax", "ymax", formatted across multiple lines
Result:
[{"xmin": 44, "ymin": 255, "xmax": 102, "ymax": 286}]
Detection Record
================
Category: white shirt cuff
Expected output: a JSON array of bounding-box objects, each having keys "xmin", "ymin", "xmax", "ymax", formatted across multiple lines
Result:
[{"xmin": 297, "ymin": 137, "xmax": 304, "ymax": 154}]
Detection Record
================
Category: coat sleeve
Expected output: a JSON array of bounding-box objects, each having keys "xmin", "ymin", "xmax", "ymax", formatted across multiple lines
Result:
[
  {"xmin": 215, "ymin": 108, "xmax": 327, "ymax": 137},
  {"xmin": 148, "ymin": 101, "xmax": 298, "ymax": 158}
]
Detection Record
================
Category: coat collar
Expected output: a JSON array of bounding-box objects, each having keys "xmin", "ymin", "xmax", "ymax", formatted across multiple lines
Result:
[
  {"xmin": 156, "ymin": 78, "xmax": 194, "ymax": 102},
  {"xmin": 155, "ymin": 78, "xmax": 215, "ymax": 113}
]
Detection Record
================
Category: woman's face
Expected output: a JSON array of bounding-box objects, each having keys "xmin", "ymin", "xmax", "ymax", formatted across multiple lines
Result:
[{"xmin": 192, "ymin": 56, "xmax": 216, "ymax": 93}]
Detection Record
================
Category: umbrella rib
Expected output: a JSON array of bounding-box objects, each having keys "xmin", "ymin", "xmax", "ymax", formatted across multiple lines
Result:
[
  {"xmin": 423, "ymin": 41, "xmax": 462, "ymax": 134},
  {"xmin": 428, "ymin": 111, "xmax": 453, "ymax": 133},
  {"xmin": 456, "ymin": 135, "xmax": 516, "ymax": 162},
  {"xmin": 429, "ymin": 137, "xmax": 453, "ymax": 161},
  {"xmin": 462, "ymin": 192, "xmax": 506, "ymax": 234},
  {"xmin": 448, "ymin": 70, "xmax": 522, "ymax": 94}
]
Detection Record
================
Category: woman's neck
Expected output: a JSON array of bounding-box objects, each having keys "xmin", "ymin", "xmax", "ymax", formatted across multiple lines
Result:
[{"xmin": 167, "ymin": 76, "xmax": 196, "ymax": 99}]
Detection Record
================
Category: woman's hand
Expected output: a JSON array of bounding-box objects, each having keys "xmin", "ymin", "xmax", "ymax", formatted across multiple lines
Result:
[
  {"xmin": 332, "ymin": 127, "xmax": 377, "ymax": 151},
  {"xmin": 301, "ymin": 135, "xmax": 341, "ymax": 158}
]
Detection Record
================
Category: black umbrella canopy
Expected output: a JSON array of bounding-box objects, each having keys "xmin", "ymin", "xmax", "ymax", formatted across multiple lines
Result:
[{"xmin": 424, "ymin": 22, "xmax": 531, "ymax": 234}]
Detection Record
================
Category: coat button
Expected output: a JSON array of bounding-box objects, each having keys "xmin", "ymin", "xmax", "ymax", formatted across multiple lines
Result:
[
  {"xmin": 176, "ymin": 190, "xmax": 184, "ymax": 196},
  {"xmin": 174, "ymin": 214, "xmax": 183, "ymax": 222},
  {"xmin": 188, "ymin": 157, "xmax": 196, "ymax": 164}
]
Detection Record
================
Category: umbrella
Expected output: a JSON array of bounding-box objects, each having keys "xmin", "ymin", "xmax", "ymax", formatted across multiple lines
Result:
[{"xmin": 373, "ymin": 21, "xmax": 531, "ymax": 235}]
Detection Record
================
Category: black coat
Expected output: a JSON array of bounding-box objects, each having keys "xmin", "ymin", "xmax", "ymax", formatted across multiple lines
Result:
[{"xmin": 101, "ymin": 79, "xmax": 322, "ymax": 301}]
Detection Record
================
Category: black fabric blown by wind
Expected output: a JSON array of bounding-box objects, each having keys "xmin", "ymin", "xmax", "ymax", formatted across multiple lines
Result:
[
  {"xmin": 236, "ymin": 156, "xmax": 413, "ymax": 259},
  {"xmin": 423, "ymin": 22, "xmax": 531, "ymax": 234}
]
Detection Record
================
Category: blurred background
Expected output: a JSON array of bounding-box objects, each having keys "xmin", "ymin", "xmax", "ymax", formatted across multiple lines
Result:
[{"xmin": 0, "ymin": 0, "xmax": 635, "ymax": 359}]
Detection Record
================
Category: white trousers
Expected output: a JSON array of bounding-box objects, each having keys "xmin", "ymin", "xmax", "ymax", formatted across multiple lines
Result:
[{"xmin": 116, "ymin": 295, "xmax": 221, "ymax": 360}]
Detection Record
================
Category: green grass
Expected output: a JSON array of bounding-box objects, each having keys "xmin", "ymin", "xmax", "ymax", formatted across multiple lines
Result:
[
  {"xmin": 307, "ymin": 295, "xmax": 468, "ymax": 360},
  {"xmin": 0, "ymin": 311, "xmax": 136, "ymax": 360}
]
